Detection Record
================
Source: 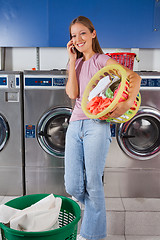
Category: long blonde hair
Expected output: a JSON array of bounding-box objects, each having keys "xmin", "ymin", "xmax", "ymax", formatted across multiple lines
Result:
[{"xmin": 69, "ymin": 16, "xmax": 103, "ymax": 59}]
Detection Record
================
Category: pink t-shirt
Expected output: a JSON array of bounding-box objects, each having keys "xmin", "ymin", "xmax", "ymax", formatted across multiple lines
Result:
[{"xmin": 70, "ymin": 53, "xmax": 110, "ymax": 122}]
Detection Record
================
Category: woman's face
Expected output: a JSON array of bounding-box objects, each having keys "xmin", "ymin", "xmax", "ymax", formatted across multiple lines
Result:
[{"xmin": 70, "ymin": 23, "xmax": 96, "ymax": 54}]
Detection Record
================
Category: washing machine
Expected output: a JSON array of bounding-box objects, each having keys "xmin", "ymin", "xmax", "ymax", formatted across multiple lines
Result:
[
  {"xmin": 104, "ymin": 71, "xmax": 160, "ymax": 198},
  {"xmin": 23, "ymin": 70, "xmax": 72, "ymax": 196},
  {"xmin": 0, "ymin": 71, "xmax": 24, "ymax": 195}
]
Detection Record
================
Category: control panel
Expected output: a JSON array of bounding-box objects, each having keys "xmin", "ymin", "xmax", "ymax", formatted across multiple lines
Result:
[
  {"xmin": 110, "ymin": 123, "xmax": 116, "ymax": 137},
  {"xmin": 16, "ymin": 77, "xmax": 20, "ymax": 86},
  {"xmin": 24, "ymin": 77, "xmax": 66, "ymax": 87},
  {"xmin": 25, "ymin": 125, "xmax": 35, "ymax": 138},
  {"xmin": 53, "ymin": 78, "xmax": 66, "ymax": 86},
  {"xmin": 0, "ymin": 77, "xmax": 7, "ymax": 86},
  {"xmin": 141, "ymin": 78, "xmax": 160, "ymax": 87},
  {"xmin": 0, "ymin": 75, "xmax": 20, "ymax": 88},
  {"xmin": 25, "ymin": 77, "xmax": 52, "ymax": 86}
]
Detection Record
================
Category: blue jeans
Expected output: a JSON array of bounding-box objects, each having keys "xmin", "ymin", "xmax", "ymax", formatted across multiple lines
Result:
[{"xmin": 65, "ymin": 119, "xmax": 111, "ymax": 240}]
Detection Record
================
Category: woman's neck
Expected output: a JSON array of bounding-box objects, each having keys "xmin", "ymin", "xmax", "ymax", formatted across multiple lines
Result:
[{"xmin": 82, "ymin": 51, "xmax": 96, "ymax": 61}]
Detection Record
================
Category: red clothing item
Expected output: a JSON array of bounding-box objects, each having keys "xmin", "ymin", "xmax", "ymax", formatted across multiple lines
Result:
[{"xmin": 87, "ymin": 96, "xmax": 113, "ymax": 115}]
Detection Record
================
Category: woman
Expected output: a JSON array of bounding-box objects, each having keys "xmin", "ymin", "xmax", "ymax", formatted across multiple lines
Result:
[{"xmin": 65, "ymin": 16, "xmax": 141, "ymax": 240}]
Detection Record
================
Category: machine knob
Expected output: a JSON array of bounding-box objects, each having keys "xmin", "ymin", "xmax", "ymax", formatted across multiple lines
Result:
[
  {"xmin": 121, "ymin": 132, "xmax": 135, "ymax": 138},
  {"xmin": 38, "ymin": 131, "xmax": 51, "ymax": 138}
]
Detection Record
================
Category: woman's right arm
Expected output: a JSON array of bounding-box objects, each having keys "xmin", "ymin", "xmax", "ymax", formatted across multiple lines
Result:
[{"xmin": 66, "ymin": 40, "xmax": 79, "ymax": 99}]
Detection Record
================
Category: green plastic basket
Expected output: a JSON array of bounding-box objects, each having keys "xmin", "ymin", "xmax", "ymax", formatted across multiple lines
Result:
[{"xmin": 0, "ymin": 194, "xmax": 81, "ymax": 240}]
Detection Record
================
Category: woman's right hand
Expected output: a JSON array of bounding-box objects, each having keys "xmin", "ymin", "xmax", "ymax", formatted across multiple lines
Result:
[{"xmin": 67, "ymin": 40, "xmax": 77, "ymax": 62}]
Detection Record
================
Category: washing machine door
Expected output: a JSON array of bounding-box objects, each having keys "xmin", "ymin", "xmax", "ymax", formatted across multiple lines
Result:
[
  {"xmin": 37, "ymin": 107, "xmax": 72, "ymax": 158},
  {"xmin": 0, "ymin": 114, "xmax": 9, "ymax": 151},
  {"xmin": 117, "ymin": 107, "xmax": 160, "ymax": 160}
]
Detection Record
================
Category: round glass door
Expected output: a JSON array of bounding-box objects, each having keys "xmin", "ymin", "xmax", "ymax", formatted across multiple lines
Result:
[
  {"xmin": 117, "ymin": 107, "xmax": 160, "ymax": 160},
  {"xmin": 37, "ymin": 107, "xmax": 72, "ymax": 157},
  {"xmin": 0, "ymin": 114, "xmax": 9, "ymax": 151}
]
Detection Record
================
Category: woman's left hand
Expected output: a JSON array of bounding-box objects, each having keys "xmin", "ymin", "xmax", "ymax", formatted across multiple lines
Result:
[{"xmin": 108, "ymin": 100, "xmax": 132, "ymax": 118}]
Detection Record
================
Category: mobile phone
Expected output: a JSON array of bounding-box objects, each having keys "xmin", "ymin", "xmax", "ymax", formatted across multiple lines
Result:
[{"xmin": 71, "ymin": 46, "xmax": 76, "ymax": 54}]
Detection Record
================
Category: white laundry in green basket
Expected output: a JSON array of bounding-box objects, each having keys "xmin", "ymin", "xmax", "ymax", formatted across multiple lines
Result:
[{"xmin": 0, "ymin": 194, "xmax": 62, "ymax": 232}]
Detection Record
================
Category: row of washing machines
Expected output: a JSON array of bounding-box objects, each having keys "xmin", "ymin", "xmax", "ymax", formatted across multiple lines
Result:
[
  {"xmin": 0, "ymin": 70, "xmax": 160, "ymax": 197},
  {"xmin": 0, "ymin": 70, "xmax": 72, "ymax": 196}
]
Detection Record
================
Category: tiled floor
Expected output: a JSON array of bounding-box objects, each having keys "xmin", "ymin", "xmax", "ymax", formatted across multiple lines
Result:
[
  {"xmin": 1, "ymin": 234, "xmax": 159, "ymax": 240},
  {"xmin": 107, "ymin": 237, "xmax": 160, "ymax": 240},
  {"xmin": 125, "ymin": 237, "xmax": 160, "ymax": 240},
  {"xmin": 0, "ymin": 196, "xmax": 160, "ymax": 240}
]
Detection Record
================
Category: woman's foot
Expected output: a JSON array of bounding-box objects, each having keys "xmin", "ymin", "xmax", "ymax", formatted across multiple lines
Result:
[
  {"xmin": 77, "ymin": 234, "xmax": 105, "ymax": 240},
  {"xmin": 77, "ymin": 234, "xmax": 87, "ymax": 240}
]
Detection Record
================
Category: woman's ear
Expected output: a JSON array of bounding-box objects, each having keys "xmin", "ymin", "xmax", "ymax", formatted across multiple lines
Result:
[{"xmin": 92, "ymin": 29, "xmax": 96, "ymax": 39}]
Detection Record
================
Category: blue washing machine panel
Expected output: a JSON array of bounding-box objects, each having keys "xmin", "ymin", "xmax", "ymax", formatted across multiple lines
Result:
[
  {"xmin": 16, "ymin": 77, "xmax": 20, "ymax": 87},
  {"xmin": 110, "ymin": 124, "xmax": 116, "ymax": 138},
  {"xmin": 53, "ymin": 78, "xmax": 66, "ymax": 86},
  {"xmin": 0, "ymin": 77, "xmax": 7, "ymax": 86},
  {"xmin": 25, "ymin": 77, "xmax": 66, "ymax": 87},
  {"xmin": 25, "ymin": 78, "xmax": 52, "ymax": 87},
  {"xmin": 141, "ymin": 78, "xmax": 160, "ymax": 87},
  {"xmin": 25, "ymin": 125, "xmax": 35, "ymax": 138}
]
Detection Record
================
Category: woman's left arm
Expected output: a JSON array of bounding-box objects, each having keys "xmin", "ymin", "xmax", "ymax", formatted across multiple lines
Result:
[{"xmin": 106, "ymin": 58, "xmax": 142, "ymax": 118}]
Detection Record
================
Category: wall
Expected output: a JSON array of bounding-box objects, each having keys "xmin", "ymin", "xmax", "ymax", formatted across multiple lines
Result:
[
  {"xmin": 2, "ymin": 47, "xmax": 160, "ymax": 72},
  {"xmin": 1, "ymin": 0, "xmax": 160, "ymax": 48}
]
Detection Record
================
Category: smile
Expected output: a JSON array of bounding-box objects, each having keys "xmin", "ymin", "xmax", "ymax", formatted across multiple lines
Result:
[{"xmin": 77, "ymin": 42, "xmax": 85, "ymax": 47}]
